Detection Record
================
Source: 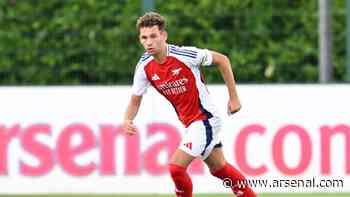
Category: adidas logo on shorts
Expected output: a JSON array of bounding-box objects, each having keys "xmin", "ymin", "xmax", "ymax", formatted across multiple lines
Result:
[{"xmin": 183, "ymin": 142, "xmax": 192, "ymax": 150}]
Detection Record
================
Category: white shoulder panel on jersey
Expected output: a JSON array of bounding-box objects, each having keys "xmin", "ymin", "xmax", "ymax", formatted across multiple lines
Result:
[
  {"xmin": 135, "ymin": 52, "xmax": 153, "ymax": 70},
  {"xmin": 131, "ymin": 53, "xmax": 153, "ymax": 96},
  {"xmin": 168, "ymin": 44, "xmax": 213, "ymax": 68}
]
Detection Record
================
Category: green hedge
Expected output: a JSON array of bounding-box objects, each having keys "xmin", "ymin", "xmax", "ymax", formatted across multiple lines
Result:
[{"xmin": 0, "ymin": 0, "xmax": 346, "ymax": 85}]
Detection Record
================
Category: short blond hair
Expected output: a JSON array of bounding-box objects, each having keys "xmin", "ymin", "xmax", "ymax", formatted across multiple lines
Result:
[{"xmin": 136, "ymin": 12, "xmax": 166, "ymax": 31}]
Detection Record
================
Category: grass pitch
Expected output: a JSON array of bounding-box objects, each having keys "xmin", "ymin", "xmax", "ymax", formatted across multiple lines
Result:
[{"xmin": 0, "ymin": 194, "xmax": 349, "ymax": 197}]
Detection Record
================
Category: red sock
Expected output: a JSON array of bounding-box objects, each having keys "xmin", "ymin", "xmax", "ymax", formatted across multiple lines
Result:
[
  {"xmin": 211, "ymin": 163, "xmax": 256, "ymax": 197},
  {"xmin": 169, "ymin": 164, "xmax": 193, "ymax": 197}
]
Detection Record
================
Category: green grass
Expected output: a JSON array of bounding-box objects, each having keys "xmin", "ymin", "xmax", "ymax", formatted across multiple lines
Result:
[{"xmin": 0, "ymin": 194, "xmax": 349, "ymax": 197}]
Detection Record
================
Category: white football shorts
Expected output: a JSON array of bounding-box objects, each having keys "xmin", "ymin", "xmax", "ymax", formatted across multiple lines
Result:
[{"xmin": 179, "ymin": 117, "xmax": 222, "ymax": 160}]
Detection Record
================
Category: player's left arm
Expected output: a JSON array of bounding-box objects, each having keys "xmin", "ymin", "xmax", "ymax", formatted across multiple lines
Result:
[{"xmin": 210, "ymin": 50, "xmax": 241, "ymax": 115}]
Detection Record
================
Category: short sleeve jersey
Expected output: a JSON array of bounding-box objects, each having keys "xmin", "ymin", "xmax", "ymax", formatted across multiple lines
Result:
[{"xmin": 132, "ymin": 44, "xmax": 220, "ymax": 127}]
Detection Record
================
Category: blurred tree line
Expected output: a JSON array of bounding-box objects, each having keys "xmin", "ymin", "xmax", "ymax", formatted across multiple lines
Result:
[{"xmin": 0, "ymin": 0, "xmax": 346, "ymax": 85}]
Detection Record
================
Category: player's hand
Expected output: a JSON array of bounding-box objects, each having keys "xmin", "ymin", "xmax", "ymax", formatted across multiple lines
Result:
[
  {"xmin": 227, "ymin": 99, "xmax": 241, "ymax": 116},
  {"xmin": 123, "ymin": 119, "xmax": 137, "ymax": 135}
]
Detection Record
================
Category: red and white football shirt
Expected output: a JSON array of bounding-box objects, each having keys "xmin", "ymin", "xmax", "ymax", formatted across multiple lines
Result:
[{"xmin": 132, "ymin": 44, "xmax": 221, "ymax": 127}]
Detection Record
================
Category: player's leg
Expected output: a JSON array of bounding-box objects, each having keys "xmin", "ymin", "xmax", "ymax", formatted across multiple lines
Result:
[
  {"xmin": 169, "ymin": 149, "xmax": 195, "ymax": 197},
  {"xmin": 204, "ymin": 147, "xmax": 256, "ymax": 197},
  {"xmin": 169, "ymin": 121, "xmax": 201, "ymax": 197},
  {"xmin": 203, "ymin": 145, "xmax": 226, "ymax": 172},
  {"xmin": 169, "ymin": 119, "xmax": 225, "ymax": 197}
]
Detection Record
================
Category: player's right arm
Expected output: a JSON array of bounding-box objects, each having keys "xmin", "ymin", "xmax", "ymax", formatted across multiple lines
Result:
[
  {"xmin": 123, "ymin": 56, "xmax": 151, "ymax": 135},
  {"xmin": 123, "ymin": 95, "xmax": 142, "ymax": 135}
]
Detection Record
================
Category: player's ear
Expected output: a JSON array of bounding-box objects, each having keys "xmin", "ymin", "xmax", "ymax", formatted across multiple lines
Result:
[
  {"xmin": 162, "ymin": 30, "xmax": 168, "ymax": 41},
  {"xmin": 138, "ymin": 32, "xmax": 143, "ymax": 43}
]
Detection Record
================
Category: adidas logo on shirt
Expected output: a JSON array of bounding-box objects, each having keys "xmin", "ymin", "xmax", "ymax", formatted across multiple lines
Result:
[{"xmin": 152, "ymin": 74, "xmax": 160, "ymax": 81}]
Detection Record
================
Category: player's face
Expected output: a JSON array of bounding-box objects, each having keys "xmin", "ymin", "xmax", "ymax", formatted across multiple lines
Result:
[{"xmin": 139, "ymin": 26, "xmax": 167, "ymax": 55}]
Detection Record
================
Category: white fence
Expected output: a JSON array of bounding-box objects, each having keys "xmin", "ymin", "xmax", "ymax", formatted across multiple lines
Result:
[{"xmin": 0, "ymin": 85, "xmax": 349, "ymax": 194}]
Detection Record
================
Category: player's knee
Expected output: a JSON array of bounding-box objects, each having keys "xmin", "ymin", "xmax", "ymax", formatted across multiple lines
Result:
[
  {"xmin": 206, "ymin": 159, "xmax": 226, "ymax": 173},
  {"xmin": 168, "ymin": 163, "xmax": 187, "ymax": 177}
]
